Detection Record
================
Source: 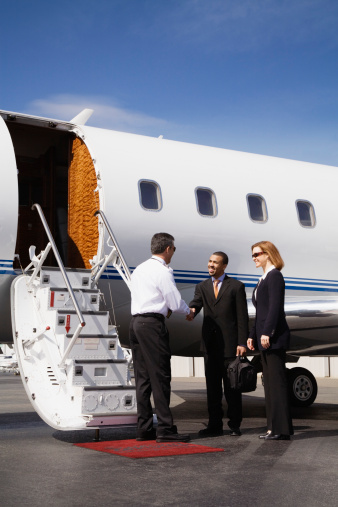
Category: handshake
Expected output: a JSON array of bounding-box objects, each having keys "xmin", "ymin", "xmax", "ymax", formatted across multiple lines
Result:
[{"xmin": 186, "ymin": 308, "xmax": 195, "ymax": 321}]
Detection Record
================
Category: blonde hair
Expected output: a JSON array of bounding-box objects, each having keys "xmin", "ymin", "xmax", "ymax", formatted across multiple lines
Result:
[{"xmin": 251, "ymin": 241, "xmax": 284, "ymax": 271}]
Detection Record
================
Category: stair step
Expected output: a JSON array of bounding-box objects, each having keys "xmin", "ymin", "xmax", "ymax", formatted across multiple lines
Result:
[
  {"xmin": 40, "ymin": 267, "xmax": 92, "ymax": 290},
  {"xmin": 57, "ymin": 310, "xmax": 107, "ymax": 315},
  {"xmin": 86, "ymin": 415, "xmax": 138, "ymax": 427},
  {"xmin": 66, "ymin": 334, "xmax": 117, "ymax": 338},
  {"xmin": 38, "ymin": 287, "xmax": 101, "ymax": 312},
  {"xmin": 60, "ymin": 335, "xmax": 122, "ymax": 360},
  {"xmin": 75, "ymin": 359, "xmax": 127, "ymax": 364},
  {"xmin": 72, "ymin": 361, "xmax": 129, "ymax": 387},
  {"xmin": 54, "ymin": 310, "xmax": 109, "ymax": 335},
  {"xmin": 53, "ymin": 288, "xmax": 99, "ymax": 293},
  {"xmin": 84, "ymin": 385, "xmax": 136, "ymax": 391}
]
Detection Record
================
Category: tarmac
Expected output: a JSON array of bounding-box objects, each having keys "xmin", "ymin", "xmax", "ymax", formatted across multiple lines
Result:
[{"xmin": 1, "ymin": 372, "xmax": 338, "ymax": 507}]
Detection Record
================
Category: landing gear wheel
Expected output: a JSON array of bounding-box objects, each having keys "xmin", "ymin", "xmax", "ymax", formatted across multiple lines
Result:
[{"xmin": 287, "ymin": 367, "xmax": 317, "ymax": 407}]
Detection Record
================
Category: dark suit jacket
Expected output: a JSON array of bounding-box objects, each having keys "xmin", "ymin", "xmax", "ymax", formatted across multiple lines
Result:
[
  {"xmin": 249, "ymin": 268, "xmax": 290, "ymax": 351},
  {"xmin": 189, "ymin": 276, "xmax": 249, "ymax": 357}
]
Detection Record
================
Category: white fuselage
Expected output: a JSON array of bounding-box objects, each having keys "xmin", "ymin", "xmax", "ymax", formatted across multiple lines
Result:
[{"xmin": 1, "ymin": 110, "xmax": 338, "ymax": 356}]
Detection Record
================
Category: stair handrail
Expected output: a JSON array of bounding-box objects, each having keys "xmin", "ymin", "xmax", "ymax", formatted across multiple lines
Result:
[
  {"xmin": 31, "ymin": 203, "xmax": 86, "ymax": 329},
  {"xmin": 93, "ymin": 210, "xmax": 132, "ymax": 288}
]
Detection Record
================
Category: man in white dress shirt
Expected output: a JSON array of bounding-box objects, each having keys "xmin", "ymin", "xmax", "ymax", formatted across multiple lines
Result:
[{"xmin": 130, "ymin": 232, "xmax": 193, "ymax": 443}]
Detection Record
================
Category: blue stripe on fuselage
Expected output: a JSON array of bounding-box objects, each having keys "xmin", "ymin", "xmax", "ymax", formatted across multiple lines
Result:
[{"xmin": 100, "ymin": 268, "xmax": 338, "ymax": 293}]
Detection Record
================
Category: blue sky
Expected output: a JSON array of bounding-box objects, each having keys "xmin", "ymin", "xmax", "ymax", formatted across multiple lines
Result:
[{"xmin": 1, "ymin": 0, "xmax": 338, "ymax": 166}]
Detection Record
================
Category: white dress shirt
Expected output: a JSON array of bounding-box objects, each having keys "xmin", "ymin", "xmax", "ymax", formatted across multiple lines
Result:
[{"xmin": 131, "ymin": 255, "xmax": 190, "ymax": 317}]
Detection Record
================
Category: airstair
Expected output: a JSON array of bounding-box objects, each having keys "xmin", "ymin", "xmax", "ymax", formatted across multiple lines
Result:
[{"xmin": 12, "ymin": 204, "xmax": 137, "ymax": 432}]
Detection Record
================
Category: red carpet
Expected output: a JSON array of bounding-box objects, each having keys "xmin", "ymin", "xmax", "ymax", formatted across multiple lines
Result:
[{"xmin": 74, "ymin": 439, "xmax": 224, "ymax": 459}]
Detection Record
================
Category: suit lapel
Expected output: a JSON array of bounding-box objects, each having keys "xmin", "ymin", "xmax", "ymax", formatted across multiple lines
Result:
[
  {"xmin": 252, "ymin": 282, "xmax": 259, "ymax": 307},
  {"xmin": 206, "ymin": 278, "xmax": 215, "ymax": 300}
]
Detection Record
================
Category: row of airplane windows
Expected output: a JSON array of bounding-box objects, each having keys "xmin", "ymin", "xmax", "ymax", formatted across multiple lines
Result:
[{"xmin": 138, "ymin": 180, "xmax": 316, "ymax": 228}]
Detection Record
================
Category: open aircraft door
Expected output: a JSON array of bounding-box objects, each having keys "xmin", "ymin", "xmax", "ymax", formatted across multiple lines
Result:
[{"xmin": 0, "ymin": 115, "xmax": 19, "ymax": 342}]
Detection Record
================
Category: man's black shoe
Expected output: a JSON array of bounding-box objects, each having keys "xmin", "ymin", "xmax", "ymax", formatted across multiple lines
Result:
[
  {"xmin": 198, "ymin": 427, "xmax": 223, "ymax": 437},
  {"xmin": 136, "ymin": 428, "xmax": 157, "ymax": 441},
  {"xmin": 264, "ymin": 433, "xmax": 290, "ymax": 441},
  {"xmin": 229, "ymin": 427, "xmax": 241, "ymax": 436},
  {"xmin": 156, "ymin": 433, "xmax": 190, "ymax": 443}
]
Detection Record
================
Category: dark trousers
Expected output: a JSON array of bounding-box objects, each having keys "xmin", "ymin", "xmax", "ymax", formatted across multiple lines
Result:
[
  {"xmin": 204, "ymin": 352, "xmax": 242, "ymax": 429},
  {"xmin": 129, "ymin": 315, "xmax": 175, "ymax": 436},
  {"xmin": 261, "ymin": 349, "xmax": 293, "ymax": 435}
]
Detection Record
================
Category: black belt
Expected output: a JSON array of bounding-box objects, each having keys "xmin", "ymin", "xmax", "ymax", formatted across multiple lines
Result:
[{"xmin": 133, "ymin": 312, "xmax": 165, "ymax": 322}]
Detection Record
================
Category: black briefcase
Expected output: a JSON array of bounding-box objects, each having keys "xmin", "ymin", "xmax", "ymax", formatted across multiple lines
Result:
[{"xmin": 227, "ymin": 356, "xmax": 257, "ymax": 393}]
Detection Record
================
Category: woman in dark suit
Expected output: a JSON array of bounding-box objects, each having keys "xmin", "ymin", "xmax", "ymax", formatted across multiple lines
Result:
[{"xmin": 247, "ymin": 241, "xmax": 293, "ymax": 440}]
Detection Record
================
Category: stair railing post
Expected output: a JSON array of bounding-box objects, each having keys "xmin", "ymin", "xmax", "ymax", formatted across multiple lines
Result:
[
  {"xmin": 93, "ymin": 210, "xmax": 132, "ymax": 289},
  {"xmin": 31, "ymin": 203, "xmax": 86, "ymax": 330},
  {"xmin": 26, "ymin": 243, "xmax": 53, "ymax": 287},
  {"xmin": 58, "ymin": 323, "xmax": 84, "ymax": 369}
]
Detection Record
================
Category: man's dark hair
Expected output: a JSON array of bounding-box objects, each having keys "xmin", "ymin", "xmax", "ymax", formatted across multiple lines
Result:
[
  {"xmin": 151, "ymin": 233, "xmax": 175, "ymax": 254},
  {"xmin": 213, "ymin": 251, "xmax": 228, "ymax": 265}
]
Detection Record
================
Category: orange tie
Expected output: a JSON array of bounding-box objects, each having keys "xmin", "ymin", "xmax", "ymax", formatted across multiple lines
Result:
[{"xmin": 214, "ymin": 279, "xmax": 220, "ymax": 298}]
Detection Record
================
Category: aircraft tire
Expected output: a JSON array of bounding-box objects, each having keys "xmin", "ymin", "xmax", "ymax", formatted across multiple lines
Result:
[{"xmin": 287, "ymin": 367, "xmax": 318, "ymax": 407}]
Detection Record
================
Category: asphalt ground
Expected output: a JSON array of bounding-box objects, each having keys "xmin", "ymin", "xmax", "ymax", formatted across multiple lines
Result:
[{"xmin": 1, "ymin": 373, "xmax": 338, "ymax": 507}]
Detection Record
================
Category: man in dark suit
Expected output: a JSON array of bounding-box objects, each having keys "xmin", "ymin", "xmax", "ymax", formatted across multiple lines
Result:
[{"xmin": 189, "ymin": 251, "xmax": 249, "ymax": 437}]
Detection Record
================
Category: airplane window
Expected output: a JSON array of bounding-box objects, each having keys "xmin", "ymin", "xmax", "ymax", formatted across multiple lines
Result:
[
  {"xmin": 247, "ymin": 194, "xmax": 268, "ymax": 223},
  {"xmin": 195, "ymin": 188, "xmax": 217, "ymax": 217},
  {"xmin": 139, "ymin": 180, "xmax": 162, "ymax": 211},
  {"xmin": 296, "ymin": 200, "xmax": 316, "ymax": 228}
]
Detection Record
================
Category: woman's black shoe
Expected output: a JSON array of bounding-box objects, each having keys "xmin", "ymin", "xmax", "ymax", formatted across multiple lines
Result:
[{"xmin": 259, "ymin": 431, "xmax": 271, "ymax": 439}]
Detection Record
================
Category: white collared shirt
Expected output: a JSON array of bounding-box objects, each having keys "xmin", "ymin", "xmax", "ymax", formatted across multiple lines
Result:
[{"xmin": 131, "ymin": 255, "xmax": 190, "ymax": 316}]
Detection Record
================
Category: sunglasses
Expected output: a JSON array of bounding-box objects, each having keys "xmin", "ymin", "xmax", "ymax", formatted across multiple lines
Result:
[{"xmin": 252, "ymin": 251, "xmax": 266, "ymax": 259}]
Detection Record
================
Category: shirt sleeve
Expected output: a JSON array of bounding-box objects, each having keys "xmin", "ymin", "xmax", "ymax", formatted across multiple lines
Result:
[
  {"xmin": 189, "ymin": 283, "xmax": 204, "ymax": 316},
  {"xmin": 160, "ymin": 268, "xmax": 190, "ymax": 315}
]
